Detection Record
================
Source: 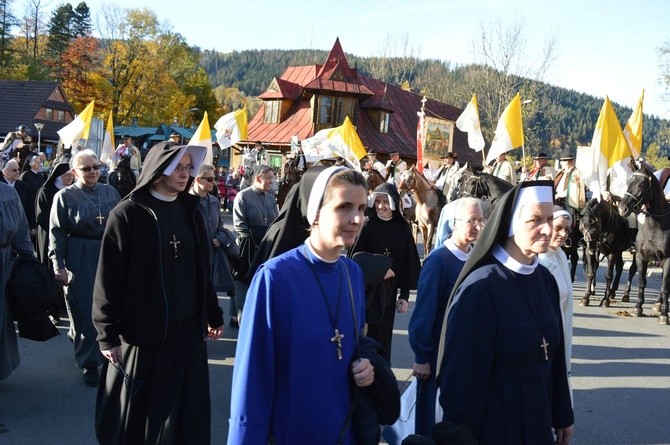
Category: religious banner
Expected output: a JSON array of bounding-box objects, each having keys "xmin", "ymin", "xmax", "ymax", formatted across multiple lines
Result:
[{"xmin": 423, "ymin": 116, "xmax": 455, "ymax": 161}]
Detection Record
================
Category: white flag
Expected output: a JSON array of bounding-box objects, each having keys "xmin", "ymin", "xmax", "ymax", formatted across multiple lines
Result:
[
  {"xmin": 456, "ymin": 94, "xmax": 485, "ymax": 152},
  {"xmin": 214, "ymin": 109, "xmax": 248, "ymax": 149},
  {"xmin": 190, "ymin": 111, "xmax": 213, "ymax": 164},
  {"xmin": 57, "ymin": 100, "xmax": 94, "ymax": 149},
  {"xmin": 100, "ymin": 113, "xmax": 115, "ymax": 164}
]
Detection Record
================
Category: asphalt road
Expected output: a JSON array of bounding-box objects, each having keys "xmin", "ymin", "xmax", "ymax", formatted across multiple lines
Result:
[{"xmin": 1, "ymin": 223, "xmax": 669, "ymax": 444}]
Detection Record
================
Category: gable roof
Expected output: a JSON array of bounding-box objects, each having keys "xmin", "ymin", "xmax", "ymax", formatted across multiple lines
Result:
[{"xmin": 0, "ymin": 80, "xmax": 75, "ymax": 143}]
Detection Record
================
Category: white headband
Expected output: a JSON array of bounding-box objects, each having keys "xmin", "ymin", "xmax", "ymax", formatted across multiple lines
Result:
[
  {"xmin": 307, "ymin": 166, "xmax": 347, "ymax": 225},
  {"xmin": 553, "ymin": 209, "xmax": 572, "ymax": 221},
  {"xmin": 508, "ymin": 185, "xmax": 554, "ymax": 236},
  {"xmin": 367, "ymin": 192, "xmax": 396, "ymax": 211}
]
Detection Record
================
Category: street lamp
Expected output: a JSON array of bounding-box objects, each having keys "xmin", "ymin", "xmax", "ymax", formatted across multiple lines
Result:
[{"xmin": 34, "ymin": 123, "xmax": 44, "ymax": 152}]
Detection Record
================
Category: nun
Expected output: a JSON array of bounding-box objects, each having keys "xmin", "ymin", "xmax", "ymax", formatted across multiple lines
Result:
[{"xmin": 436, "ymin": 180, "xmax": 574, "ymax": 445}]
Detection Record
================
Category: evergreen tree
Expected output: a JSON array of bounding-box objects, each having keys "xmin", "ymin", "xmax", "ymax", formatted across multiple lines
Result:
[
  {"xmin": 0, "ymin": 0, "xmax": 18, "ymax": 67},
  {"xmin": 72, "ymin": 2, "xmax": 91, "ymax": 37},
  {"xmin": 46, "ymin": 3, "xmax": 74, "ymax": 58}
]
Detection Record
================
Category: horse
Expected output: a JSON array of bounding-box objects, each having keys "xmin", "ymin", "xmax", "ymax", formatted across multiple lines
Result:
[
  {"xmin": 397, "ymin": 166, "xmax": 441, "ymax": 257},
  {"xmin": 444, "ymin": 163, "xmax": 471, "ymax": 203},
  {"xmin": 361, "ymin": 168, "xmax": 386, "ymax": 194},
  {"xmin": 108, "ymin": 155, "xmax": 136, "ymax": 198},
  {"xmin": 618, "ymin": 161, "xmax": 670, "ymax": 324},
  {"xmin": 578, "ymin": 198, "xmax": 637, "ymax": 307}
]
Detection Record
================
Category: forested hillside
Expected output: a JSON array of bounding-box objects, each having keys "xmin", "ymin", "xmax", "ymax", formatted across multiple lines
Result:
[{"xmin": 199, "ymin": 48, "xmax": 670, "ymax": 161}]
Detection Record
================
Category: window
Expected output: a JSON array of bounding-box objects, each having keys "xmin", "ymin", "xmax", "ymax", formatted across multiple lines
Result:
[
  {"xmin": 45, "ymin": 108, "xmax": 53, "ymax": 120},
  {"xmin": 317, "ymin": 96, "xmax": 355, "ymax": 126},
  {"xmin": 379, "ymin": 111, "xmax": 390, "ymax": 134},
  {"xmin": 264, "ymin": 101, "xmax": 280, "ymax": 124},
  {"xmin": 57, "ymin": 110, "xmax": 65, "ymax": 122}
]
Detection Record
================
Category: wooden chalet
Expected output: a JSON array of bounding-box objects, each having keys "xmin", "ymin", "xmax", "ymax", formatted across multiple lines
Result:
[
  {"xmin": 0, "ymin": 80, "xmax": 75, "ymax": 149},
  {"xmin": 245, "ymin": 38, "xmax": 480, "ymax": 168}
]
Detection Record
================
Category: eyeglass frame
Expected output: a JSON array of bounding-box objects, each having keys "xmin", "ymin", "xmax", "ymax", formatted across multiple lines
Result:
[
  {"xmin": 77, "ymin": 164, "xmax": 101, "ymax": 173},
  {"xmin": 173, "ymin": 164, "xmax": 194, "ymax": 173},
  {"xmin": 454, "ymin": 217, "xmax": 485, "ymax": 226}
]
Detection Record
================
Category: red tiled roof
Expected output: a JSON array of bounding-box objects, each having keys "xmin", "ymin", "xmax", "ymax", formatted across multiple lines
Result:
[{"xmin": 247, "ymin": 40, "xmax": 482, "ymax": 167}]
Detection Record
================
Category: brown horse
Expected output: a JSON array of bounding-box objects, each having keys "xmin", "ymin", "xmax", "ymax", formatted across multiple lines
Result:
[
  {"xmin": 397, "ymin": 166, "xmax": 441, "ymax": 257},
  {"xmin": 362, "ymin": 169, "xmax": 386, "ymax": 194}
]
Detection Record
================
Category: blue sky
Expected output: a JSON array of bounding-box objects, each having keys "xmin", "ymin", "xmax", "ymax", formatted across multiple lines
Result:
[{"xmin": 72, "ymin": 0, "xmax": 670, "ymax": 117}]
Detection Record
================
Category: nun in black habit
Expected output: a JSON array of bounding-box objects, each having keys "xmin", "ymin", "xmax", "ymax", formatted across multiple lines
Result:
[
  {"xmin": 350, "ymin": 182, "xmax": 421, "ymax": 362},
  {"xmin": 435, "ymin": 180, "xmax": 574, "ymax": 445},
  {"xmin": 92, "ymin": 141, "xmax": 224, "ymax": 445},
  {"xmin": 35, "ymin": 162, "xmax": 72, "ymax": 265}
]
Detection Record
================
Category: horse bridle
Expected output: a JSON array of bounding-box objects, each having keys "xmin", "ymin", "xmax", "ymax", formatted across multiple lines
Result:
[
  {"xmin": 462, "ymin": 175, "xmax": 488, "ymax": 200},
  {"xmin": 623, "ymin": 172, "xmax": 653, "ymax": 213}
]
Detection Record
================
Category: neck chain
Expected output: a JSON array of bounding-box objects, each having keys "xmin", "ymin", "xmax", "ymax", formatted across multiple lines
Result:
[
  {"xmin": 165, "ymin": 201, "xmax": 180, "ymax": 259},
  {"xmin": 77, "ymin": 185, "xmax": 105, "ymax": 225},
  {"xmin": 306, "ymin": 256, "xmax": 345, "ymax": 360}
]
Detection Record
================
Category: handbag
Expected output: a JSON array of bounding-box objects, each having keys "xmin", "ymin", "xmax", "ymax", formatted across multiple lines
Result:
[
  {"xmin": 219, "ymin": 228, "xmax": 240, "ymax": 260},
  {"xmin": 350, "ymin": 251, "xmax": 393, "ymax": 325},
  {"xmin": 340, "ymin": 264, "xmax": 401, "ymax": 445}
]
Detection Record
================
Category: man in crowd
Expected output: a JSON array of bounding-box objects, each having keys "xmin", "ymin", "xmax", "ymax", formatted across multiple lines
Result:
[
  {"xmin": 0, "ymin": 125, "xmax": 29, "ymax": 161},
  {"xmin": 49, "ymin": 149, "xmax": 120, "ymax": 386},
  {"xmin": 386, "ymin": 151, "xmax": 407, "ymax": 187},
  {"xmin": 554, "ymin": 155, "xmax": 585, "ymax": 212},
  {"xmin": 522, "ymin": 152, "xmax": 556, "ymax": 181},
  {"xmin": 491, "ymin": 153, "xmax": 517, "ymax": 185},
  {"xmin": 365, "ymin": 150, "xmax": 387, "ymax": 178},
  {"xmin": 434, "ymin": 152, "xmax": 460, "ymax": 194},
  {"xmin": 111, "ymin": 135, "xmax": 141, "ymax": 179},
  {"xmin": 2, "ymin": 159, "xmax": 35, "ymax": 241},
  {"xmin": 20, "ymin": 155, "xmax": 47, "ymax": 247}
]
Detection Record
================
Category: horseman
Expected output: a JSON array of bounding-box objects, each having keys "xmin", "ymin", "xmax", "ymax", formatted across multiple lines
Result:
[
  {"xmin": 434, "ymin": 152, "xmax": 460, "ymax": 195},
  {"xmin": 491, "ymin": 153, "xmax": 517, "ymax": 185},
  {"xmin": 554, "ymin": 155, "xmax": 585, "ymax": 213},
  {"xmin": 364, "ymin": 150, "xmax": 387, "ymax": 178},
  {"xmin": 385, "ymin": 151, "xmax": 407, "ymax": 188},
  {"xmin": 521, "ymin": 152, "xmax": 556, "ymax": 181},
  {"xmin": 111, "ymin": 135, "xmax": 141, "ymax": 180},
  {"xmin": 1, "ymin": 125, "xmax": 30, "ymax": 163}
]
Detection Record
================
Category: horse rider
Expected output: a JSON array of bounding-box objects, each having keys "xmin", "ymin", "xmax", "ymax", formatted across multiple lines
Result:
[
  {"xmin": 521, "ymin": 152, "xmax": 556, "ymax": 181},
  {"xmin": 434, "ymin": 152, "xmax": 460, "ymax": 194},
  {"xmin": 386, "ymin": 151, "xmax": 407, "ymax": 187},
  {"xmin": 491, "ymin": 153, "xmax": 517, "ymax": 185},
  {"xmin": 554, "ymin": 155, "xmax": 585, "ymax": 213},
  {"xmin": 1, "ymin": 125, "xmax": 30, "ymax": 162},
  {"xmin": 111, "ymin": 135, "xmax": 141, "ymax": 179}
]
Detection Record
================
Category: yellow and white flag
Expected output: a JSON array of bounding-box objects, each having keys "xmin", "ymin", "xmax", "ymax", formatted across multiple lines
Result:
[
  {"xmin": 623, "ymin": 89, "xmax": 644, "ymax": 158},
  {"xmin": 189, "ymin": 111, "xmax": 214, "ymax": 165},
  {"xmin": 214, "ymin": 108, "xmax": 248, "ymax": 149},
  {"xmin": 456, "ymin": 94, "xmax": 485, "ymax": 152},
  {"xmin": 300, "ymin": 116, "xmax": 367, "ymax": 171},
  {"xmin": 99, "ymin": 112, "xmax": 115, "ymax": 164},
  {"xmin": 586, "ymin": 96, "xmax": 634, "ymax": 199},
  {"xmin": 57, "ymin": 100, "xmax": 94, "ymax": 148},
  {"xmin": 484, "ymin": 94, "xmax": 524, "ymax": 165}
]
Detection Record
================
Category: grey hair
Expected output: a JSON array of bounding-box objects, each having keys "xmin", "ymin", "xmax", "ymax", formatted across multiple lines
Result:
[
  {"xmin": 70, "ymin": 148, "xmax": 98, "ymax": 169},
  {"xmin": 197, "ymin": 163, "xmax": 215, "ymax": 177},
  {"xmin": 454, "ymin": 197, "xmax": 482, "ymax": 216}
]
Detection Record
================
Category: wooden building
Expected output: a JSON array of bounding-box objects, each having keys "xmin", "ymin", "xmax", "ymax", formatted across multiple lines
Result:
[{"xmin": 243, "ymin": 38, "xmax": 480, "ymax": 168}]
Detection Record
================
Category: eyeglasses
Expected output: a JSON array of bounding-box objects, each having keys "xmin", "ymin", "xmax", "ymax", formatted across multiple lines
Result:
[
  {"xmin": 455, "ymin": 218, "xmax": 485, "ymax": 226},
  {"xmin": 174, "ymin": 164, "xmax": 194, "ymax": 173},
  {"xmin": 8, "ymin": 168, "xmax": 19, "ymax": 172},
  {"xmin": 78, "ymin": 164, "xmax": 101, "ymax": 173},
  {"xmin": 201, "ymin": 177, "xmax": 215, "ymax": 182}
]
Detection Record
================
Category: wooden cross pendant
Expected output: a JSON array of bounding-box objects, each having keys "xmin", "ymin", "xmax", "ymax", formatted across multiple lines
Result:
[
  {"xmin": 169, "ymin": 234, "xmax": 180, "ymax": 258},
  {"xmin": 96, "ymin": 213, "xmax": 105, "ymax": 225},
  {"xmin": 540, "ymin": 337, "xmax": 550, "ymax": 361},
  {"xmin": 331, "ymin": 328, "xmax": 344, "ymax": 360}
]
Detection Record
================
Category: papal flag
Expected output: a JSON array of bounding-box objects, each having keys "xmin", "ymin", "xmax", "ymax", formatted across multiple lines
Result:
[
  {"xmin": 623, "ymin": 89, "xmax": 644, "ymax": 158},
  {"xmin": 57, "ymin": 100, "xmax": 94, "ymax": 148},
  {"xmin": 99, "ymin": 112, "xmax": 115, "ymax": 164},
  {"xmin": 586, "ymin": 96, "xmax": 634, "ymax": 200},
  {"xmin": 300, "ymin": 116, "xmax": 367, "ymax": 171},
  {"xmin": 215, "ymin": 108, "xmax": 248, "ymax": 149},
  {"xmin": 484, "ymin": 93, "xmax": 523, "ymax": 165},
  {"xmin": 456, "ymin": 94, "xmax": 486, "ymax": 152},
  {"xmin": 190, "ymin": 111, "xmax": 214, "ymax": 164}
]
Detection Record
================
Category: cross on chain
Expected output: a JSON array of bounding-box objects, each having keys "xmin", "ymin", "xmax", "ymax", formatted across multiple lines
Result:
[
  {"xmin": 330, "ymin": 328, "xmax": 344, "ymax": 360},
  {"xmin": 540, "ymin": 337, "xmax": 550, "ymax": 361},
  {"xmin": 169, "ymin": 234, "xmax": 180, "ymax": 258},
  {"xmin": 96, "ymin": 213, "xmax": 105, "ymax": 225}
]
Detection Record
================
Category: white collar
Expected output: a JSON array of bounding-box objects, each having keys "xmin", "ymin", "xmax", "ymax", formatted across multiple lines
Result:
[
  {"xmin": 445, "ymin": 238, "xmax": 470, "ymax": 261},
  {"xmin": 150, "ymin": 188, "xmax": 178, "ymax": 202},
  {"xmin": 492, "ymin": 245, "xmax": 538, "ymax": 275},
  {"xmin": 305, "ymin": 239, "xmax": 339, "ymax": 263}
]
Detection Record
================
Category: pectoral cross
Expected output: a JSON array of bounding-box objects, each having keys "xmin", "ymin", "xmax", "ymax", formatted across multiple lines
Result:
[
  {"xmin": 540, "ymin": 337, "xmax": 550, "ymax": 361},
  {"xmin": 96, "ymin": 213, "xmax": 105, "ymax": 225},
  {"xmin": 331, "ymin": 328, "xmax": 344, "ymax": 360},
  {"xmin": 169, "ymin": 234, "xmax": 180, "ymax": 258}
]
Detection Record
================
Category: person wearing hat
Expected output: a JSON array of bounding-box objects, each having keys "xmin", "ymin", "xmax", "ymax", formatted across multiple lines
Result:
[
  {"xmin": 228, "ymin": 166, "xmax": 375, "ymax": 444},
  {"xmin": 385, "ymin": 151, "xmax": 407, "ymax": 187},
  {"xmin": 169, "ymin": 131, "xmax": 181, "ymax": 144},
  {"xmin": 554, "ymin": 155, "xmax": 585, "ymax": 212},
  {"xmin": 364, "ymin": 150, "xmax": 387, "ymax": 178},
  {"xmin": 491, "ymin": 153, "xmax": 517, "ymax": 185},
  {"xmin": 93, "ymin": 141, "xmax": 223, "ymax": 443},
  {"xmin": 523, "ymin": 152, "xmax": 556, "ymax": 181},
  {"xmin": 111, "ymin": 135, "xmax": 141, "ymax": 179},
  {"xmin": 232, "ymin": 164, "xmax": 278, "ymax": 319},
  {"xmin": 0, "ymin": 125, "xmax": 29, "ymax": 161},
  {"xmin": 435, "ymin": 152, "xmax": 460, "ymax": 193},
  {"xmin": 436, "ymin": 180, "xmax": 574, "ymax": 445}
]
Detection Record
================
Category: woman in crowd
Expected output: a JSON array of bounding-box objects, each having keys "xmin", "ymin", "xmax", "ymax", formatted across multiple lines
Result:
[
  {"xmin": 437, "ymin": 181, "xmax": 574, "ymax": 445},
  {"xmin": 538, "ymin": 205, "xmax": 574, "ymax": 403},
  {"xmin": 228, "ymin": 167, "xmax": 374, "ymax": 444},
  {"xmin": 408, "ymin": 197, "xmax": 483, "ymax": 436},
  {"xmin": 350, "ymin": 182, "xmax": 421, "ymax": 362}
]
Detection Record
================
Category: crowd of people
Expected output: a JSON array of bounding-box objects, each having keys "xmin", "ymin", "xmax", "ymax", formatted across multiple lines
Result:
[{"xmin": 13, "ymin": 131, "xmax": 670, "ymax": 443}]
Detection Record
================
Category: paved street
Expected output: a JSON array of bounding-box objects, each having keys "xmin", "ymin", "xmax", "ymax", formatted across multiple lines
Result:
[{"xmin": 1, "ymin": 225, "xmax": 669, "ymax": 444}]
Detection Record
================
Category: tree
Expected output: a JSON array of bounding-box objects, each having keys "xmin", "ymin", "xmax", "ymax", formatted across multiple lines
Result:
[
  {"xmin": 46, "ymin": 3, "xmax": 74, "ymax": 79},
  {"xmin": 0, "ymin": 0, "xmax": 18, "ymax": 68},
  {"xmin": 366, "ymin": 31, "xmax": 421, "ymax": 87},
  {"xmin": 60, "ymin": 36, "xmax": 107, "ymax": 111},
  {"xmin": 72, "ymin": 2, "xmax": 91, "ymax": 36}
]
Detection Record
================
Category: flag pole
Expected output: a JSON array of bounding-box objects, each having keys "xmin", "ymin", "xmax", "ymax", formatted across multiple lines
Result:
[{"xmin": 417, "ymin": 96, "xmax": 427, "ymax": 173}]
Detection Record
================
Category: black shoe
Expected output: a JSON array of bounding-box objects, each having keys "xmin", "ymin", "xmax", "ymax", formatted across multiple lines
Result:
[
  {"xmin": 229, "ymin": 317, "xmax": 239, "ymax": 329},
  {"xmin": 83, "ymin": 367, "xmax": 100, "ymax": 387}
]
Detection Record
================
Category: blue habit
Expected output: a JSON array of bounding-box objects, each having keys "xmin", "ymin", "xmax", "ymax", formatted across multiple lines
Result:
[
  {"xmin": 408, "ymin": 244, "xmax": 466, "ymax": 435},
  {"xmin": 438, "ymin": 259, "xmax": 574, "ymax": 444},
  {"xmin": 228, "ymin": 243, "xmax": 366, "ymax": 445}
]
